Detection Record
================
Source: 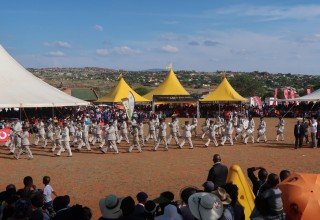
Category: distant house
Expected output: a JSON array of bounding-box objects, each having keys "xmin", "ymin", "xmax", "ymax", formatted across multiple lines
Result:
[{"xmin": 62, "ymin": 88, "xmax": 99, "ymax": 102}]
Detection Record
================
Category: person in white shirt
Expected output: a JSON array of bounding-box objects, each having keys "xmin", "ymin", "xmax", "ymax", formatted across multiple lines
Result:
[
  {"xmin": 256, "ymin": 117, "xmax": 267, "ymax": 143},
  {"xmin": 221, "ymin": 118, "xmax": 234, "ymax": 146},
  {"xmin": 275, "ymin": 116, "xmax": 285, "ymax": 141},
  {"xmin": 34, "ymin": 119, "xmax": 46, "ymax": 147},
  {"xmin": 43, "ymin": 176, "xmax": 57, "ymax": 214},
  {"xmin": 167, "ymin": 117, "xmax": 180, "ymax": 146},
  {"xmin": 56, "ymin": 122, "xmax": 72, "ymax": 157},
  {"xmin": 204, "ymin": 120, "xmax": 219, "ymax": 147},
  {"xmin": 154, "ymin": 119, "xmax": 168, "ymax": 151},
  {"xmin": 243, "ymin": 116, "xmax": 255, "ymax": 144},
  {"xmin": 15, "ymin": 126, "xmax": 33, "ymax": 160},
  {"xmin": 310, "ymin": 117, "xmax": 318, "ymax": 148},
  {"xmin": 191, "ymin": 116, "xmax": 198, "ymax": 137},
  {"xmin": 179, "ymin": 121, "xmax": 195, "ymax": 149}
]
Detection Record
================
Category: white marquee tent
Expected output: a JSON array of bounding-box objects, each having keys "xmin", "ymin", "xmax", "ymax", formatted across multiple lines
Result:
[
  {"xmin": 295, "ymin": 89, "xmax": 320, "ymax": 102},
  {"xmin": 0, "ymin": 45, "xmax": 88, "ymax": 108}
]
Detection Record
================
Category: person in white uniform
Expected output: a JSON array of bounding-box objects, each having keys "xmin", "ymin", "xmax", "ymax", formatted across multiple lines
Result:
[
  {"xmin": 101, "ymin": 121, "xmax": 119, "ymax": 154},
  {"xmin": 275, "ymin": 116, "xmax": 285, "ymax": 141},
  {"xmin": 34, "ymin": 119, "xmax": 46, "ymax": 147},
  {"xmin": 154, "ymin": 118, "xmax": 168, "ymax": 151},
  {"xmin": 243, "ymin": 116, "xmax": 255, "ymax": 144},
  {"xmin": 256, "ymin": 117, "xmax": 267, "ymax": 143},
  {"xmin": 179, "ymin": 121, "xmax": 195, "ymax": 149},
  {"xmin": 127, "ymin": 124, "xmax": 142, "ymax": 153},
  {"xmin": 117, "ymin": 119, "xmax": 130, "ymax": 144},
  {"xmin": 56, "ymin": 122, "xmax": 72, "ymax": 157},
  {"xmin": 191, "ymin": 116, "xmax": 198, "ymax": 137},
  {"xmin": 15, "ymin": 126, "xmax": 33, "ymax": 160},
  {"xmin": 167, "ymin": 116, "xmax": 180, "ymax": 146},
  {"xmin": 204, "ymin": 120, "xmax": 219, "ymax": 147},
  {"xmin": 220, "ymin": 117, "xmax": 234, "ymax": 146}
]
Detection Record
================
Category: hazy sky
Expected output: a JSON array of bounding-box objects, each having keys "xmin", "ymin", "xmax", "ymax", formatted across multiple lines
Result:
[{"xmin": 1, "ymin": 0, "xmax": 320, "ymax": 74}]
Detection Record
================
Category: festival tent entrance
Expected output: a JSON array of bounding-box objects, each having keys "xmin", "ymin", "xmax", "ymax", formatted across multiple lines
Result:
[
  {"xmin": 0, "ymin": 45, "xmax": 88, "ymax": 108},
  {"xmin": 95, "ymin": 74, "xmax": 150, "ymax": 103},
  {"xmin": 200, "ymin": 77, "xmax": 247, "ymax": 115}
]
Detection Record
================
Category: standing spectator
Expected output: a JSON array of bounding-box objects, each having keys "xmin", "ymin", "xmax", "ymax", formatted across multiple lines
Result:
[
  {"xmin": 317, "ymin": 118, "xmax": 320, "ymax": 147},
  {"xmin": 247, "ymin": 167, "xmax": 268, "ymax": 196},
  {"xmin": 294, "ymin": 120, "xmax": 304, "ymax": 149},
  {"xmin": 43, "ymin": 176, "xmax": 57, "ymax": 214},
  {"xmin": 207, "ymin": 154, "xmax": 228, "ymax": 189},
  {"xmin": 310, "ymin": 117, "xmax": 318, "ymax": 148},
  {"xmin": 279, "ymin": 170, "xmax": 291, "ymax": 182},
  {"xmin": 303, "ymin": 117, "xmax": 310, "ymax": 144}
]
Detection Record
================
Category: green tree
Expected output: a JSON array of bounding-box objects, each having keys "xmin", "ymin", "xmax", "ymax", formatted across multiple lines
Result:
[
  {"xmin": 134, "ymin": 86, "xmax": 150, "ymax": 96},
  {"xmin": 228, "ymin": 74, "xmax": 265, "ymax": 97}
]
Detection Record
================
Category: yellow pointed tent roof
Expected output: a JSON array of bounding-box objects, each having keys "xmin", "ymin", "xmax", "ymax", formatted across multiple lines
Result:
[
  {"xmin": 144, "ymin": 69, "xmax": 189, "ymax": 100},
  {"xmin": 96, "ymin": 74, "xmax": 150, "ymax": 103},
  {"xmin": 201, "ymin": 77, "xmax": 247, "ymax": 102}
]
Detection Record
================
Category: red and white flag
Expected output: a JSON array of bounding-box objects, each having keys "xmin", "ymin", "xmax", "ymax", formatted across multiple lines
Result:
[
  {"xmin": 307, "ymin": 89, "xmax": 311, "ymax": 95},
  {"xmin": 273, "ymin": 88, "xmax": 278, "ymax": 106},
  {"xmin": 284, "ymin": 88, "xmax": 289, "ymax": 106},
  {"xmin": 0, "ymin": 129, "xmax": 10, "ymax": 142}
]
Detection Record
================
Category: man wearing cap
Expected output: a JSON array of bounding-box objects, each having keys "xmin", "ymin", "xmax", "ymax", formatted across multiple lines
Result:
[
  {"xmin": 137, "ymin": 120, "xmax": 145, "ymax": 147},
  {"xmin": 76, "ymin": 121, "xmax": 91, "ymax": 152},
  {"xmin": 207, "ymin": 154, "xmax": 228, "ymax": 189},
  {"xmin": 153, "ymin": 191, "xmax": 175, "ymax": 216},
  {"xmin": 154, "ymin": 118, "xmax": 168, "ymax": 151},
  {"xmin": 56, "ymin": 122, "xmax": 72, "ymax": 157},
  {"xmin": 117, "ymin": 119, "xmax": 130, "ymax": 144},
  {"xmin": 51, "ymin": 122, "xmax": 63, "ymax": 153},
  {"xmin": 202, "ymin": 181, "xmax": 215, "ymax": 193},
  {"xmin": 43, "ymin": 121, "xmax": 54, "ymax": 149},
  {"xmin": 256, "ymin": 117, "xmax": 267, "ymax": 143},
  {"xmin": 15, "ymin": 126, "xmax": 33, "ymax": 160}
]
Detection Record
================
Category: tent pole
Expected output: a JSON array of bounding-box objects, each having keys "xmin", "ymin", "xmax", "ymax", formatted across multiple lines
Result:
[
  {"xmin": 19, "ymin": 108, "xmax": 22, "ymax": 120},
  {"xmin": 197, "ymin": 101, "xmax": 200, "ymax": 118},
  {"xmin": 52, "ymin": 107, "xmax": 54, "ymax": 118},
  {"xmin": 218, "ymin": 104, "xmax": 220, "ymax": 116},
  {"xmin": 152, "ymin": 96, "xmax": 155, "ymax": 113}
]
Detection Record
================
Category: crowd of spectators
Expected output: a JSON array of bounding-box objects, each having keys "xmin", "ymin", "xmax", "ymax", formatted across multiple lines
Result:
[{"xmin": 0, "ymin": 154, "xmax": 292, "ymax": 220}]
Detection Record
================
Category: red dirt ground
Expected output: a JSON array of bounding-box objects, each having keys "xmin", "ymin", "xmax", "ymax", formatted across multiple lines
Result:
[{"xmin": 0, "ymin": 117, "xmax": 319, "ymax": 219}]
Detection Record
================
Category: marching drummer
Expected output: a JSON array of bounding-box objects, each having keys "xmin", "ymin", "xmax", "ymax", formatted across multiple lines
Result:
[
  {"xmin": 256, "ymin": 116, "xmax": 267, "ymax": 143},
  {"xmin": 234, "ymin": 114, "xmax": 245, "ymax": 141},
  {"xmin": 201, "ymin": 117, "xmax": 210, "ymax": 139},
  {"xmin": 276, "ymin": 116, "xmax": 285, "ymax": 141},
  {"xmin": 221, "ymin": 117, "xmax": 234, "ymax": 146},
  {"xmin": 243, "ymin": 115, "xmax": 255, "ymax": 144}
]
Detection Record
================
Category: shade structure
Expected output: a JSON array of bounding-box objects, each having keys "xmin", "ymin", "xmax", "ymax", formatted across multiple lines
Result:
[
  {"xmin": 201, "ymin": 77, "xmax": 247, "ymax": 102},
  {"xmin": 0, "ymin": 45, "xmax": 89, "ymax": 108},
  {"xmin": 143, "ymin": 69, "xmax": 189, "ymax": 101},
  {"xmin": 278, "ymin": 173, "xmax": 320, "ymax": 220},
  {"xmin": 295, "ymin": 89, "xmax": 320, "ymax": 102},
  {"xmin": 95, "ymin": 74, "xmax": 150, "ymax": 103}
]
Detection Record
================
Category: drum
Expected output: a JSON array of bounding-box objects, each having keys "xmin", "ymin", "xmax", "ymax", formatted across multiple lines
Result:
[
  {"xmin": 202, "ymin": 127, "xmax": 208, "ymax": 132},
  {"xmin": 258, "ymin": 129, "xmax": 264, "ymax": 136},
  {"xmin": 246, "ymin": 129, "xmax": 253, "ymax": 135},
  {"xmin": 243, "ymin": 119, "xmax": 249, "ymax": 130},
  {"xmin": 277, "ymin": 127, "xmax": 283, "ymax": 134},
  {"xmin": 236, "ymin": 127, "xmax": 242, "ymax": 134}
]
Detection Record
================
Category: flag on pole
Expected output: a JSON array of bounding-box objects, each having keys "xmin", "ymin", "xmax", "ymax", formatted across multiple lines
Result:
[
  {"xmin": 273, "ymin": 88, "xmax": 278, "ymax": 106},
  {"xmin": 166, "ymin": 63, "xmax": 172, "ymax": 70},
  {"xmin": 307, "ymin": 89, "xmax": 311, "ymax": 95},
  {"xmin": 128, "ymin": 91, "xmax": 135, "ymax": 120},
  {"xmin": 284, "ymin": 88, "xmax": 289, "ymax": 106}
]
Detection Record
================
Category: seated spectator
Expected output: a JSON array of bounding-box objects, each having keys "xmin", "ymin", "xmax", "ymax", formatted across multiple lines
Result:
[
  {"xmin": 99, "ymin": 194, "xmax": 123, "ymax": 220},
  {"xmin": 202, "ymin": 181, "xmax": 215, "ymax": 193},
  {"xmin": 134, "ymin": 192, "xmax": 148, "ymax": 219},
  {"xmin": 119, "ymin": 196, "xmax": 142, "ymax": 220},
  {"xmin": 188, "ymin": 192, "xmax": 223, "ymax": 220},
  {"xmin": 52, "ymin": 195, "xmax": 71, "ymax": 220},
  {"xmin": 69, "ymin": 204, "xmax": 93, "ymax": 220},
  {"xmin": 253, "ymin": 173, "xmax": 285, "ymax": 219},
  {"xmin": 7, "ymin": 199, "xmax": 32, "ymax": 220},
  {"xmin": 1, "ymin": 193, "xmax": 19, "ymax": 220},
  {"xmin": 279, "ymin": 170, "xmax": 291, "ymax": 182},
  {"xmin": 179, "ymin": 187, "xmax": 197, "ymax": 220},
  {"xmin": 153, "ymin": 191, "xmax": 175, "ymax": 216},
  {"xmin": 17, "ymin": 176, "xmax": 37, "ymax": 199},
  {"xmin": 213, "ymin": 187, "xmax": 234, "ymax": 220},
  {"xmin": 155, "ymin": 204, "xmax": 182, "ymax": 220},
  {"xmin": 224, "ymin": 183, "xmax": 245, "ymax": 220},
  {"xmin": 30, "ymin": 190, "xmax": 50, "ymax": 220},
  {"xmin": 145, "ymin": 200, "xmax": 156, "ymax": 220},
  {"xmin": 247, "ymin": 167, "xmax": 268, "ymax": 196}
]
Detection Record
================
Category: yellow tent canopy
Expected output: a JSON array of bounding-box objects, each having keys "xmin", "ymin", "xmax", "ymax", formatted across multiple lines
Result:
[
  {"xmin": 201, "ymin": 77, "xmax": 247, "ymax": 102},
  {"xmin": 95, "ymin": 74, "xmax": 150, "ymax": 103},
  {"xmin": 144, "ymin": 69, "xmax": 189, "ymax": 101}
]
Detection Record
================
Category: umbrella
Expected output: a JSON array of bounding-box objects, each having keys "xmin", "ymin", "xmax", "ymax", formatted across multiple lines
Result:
[{"xmin": 278, "ymin": 173, "xmax": 320, "ymax": 220}]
